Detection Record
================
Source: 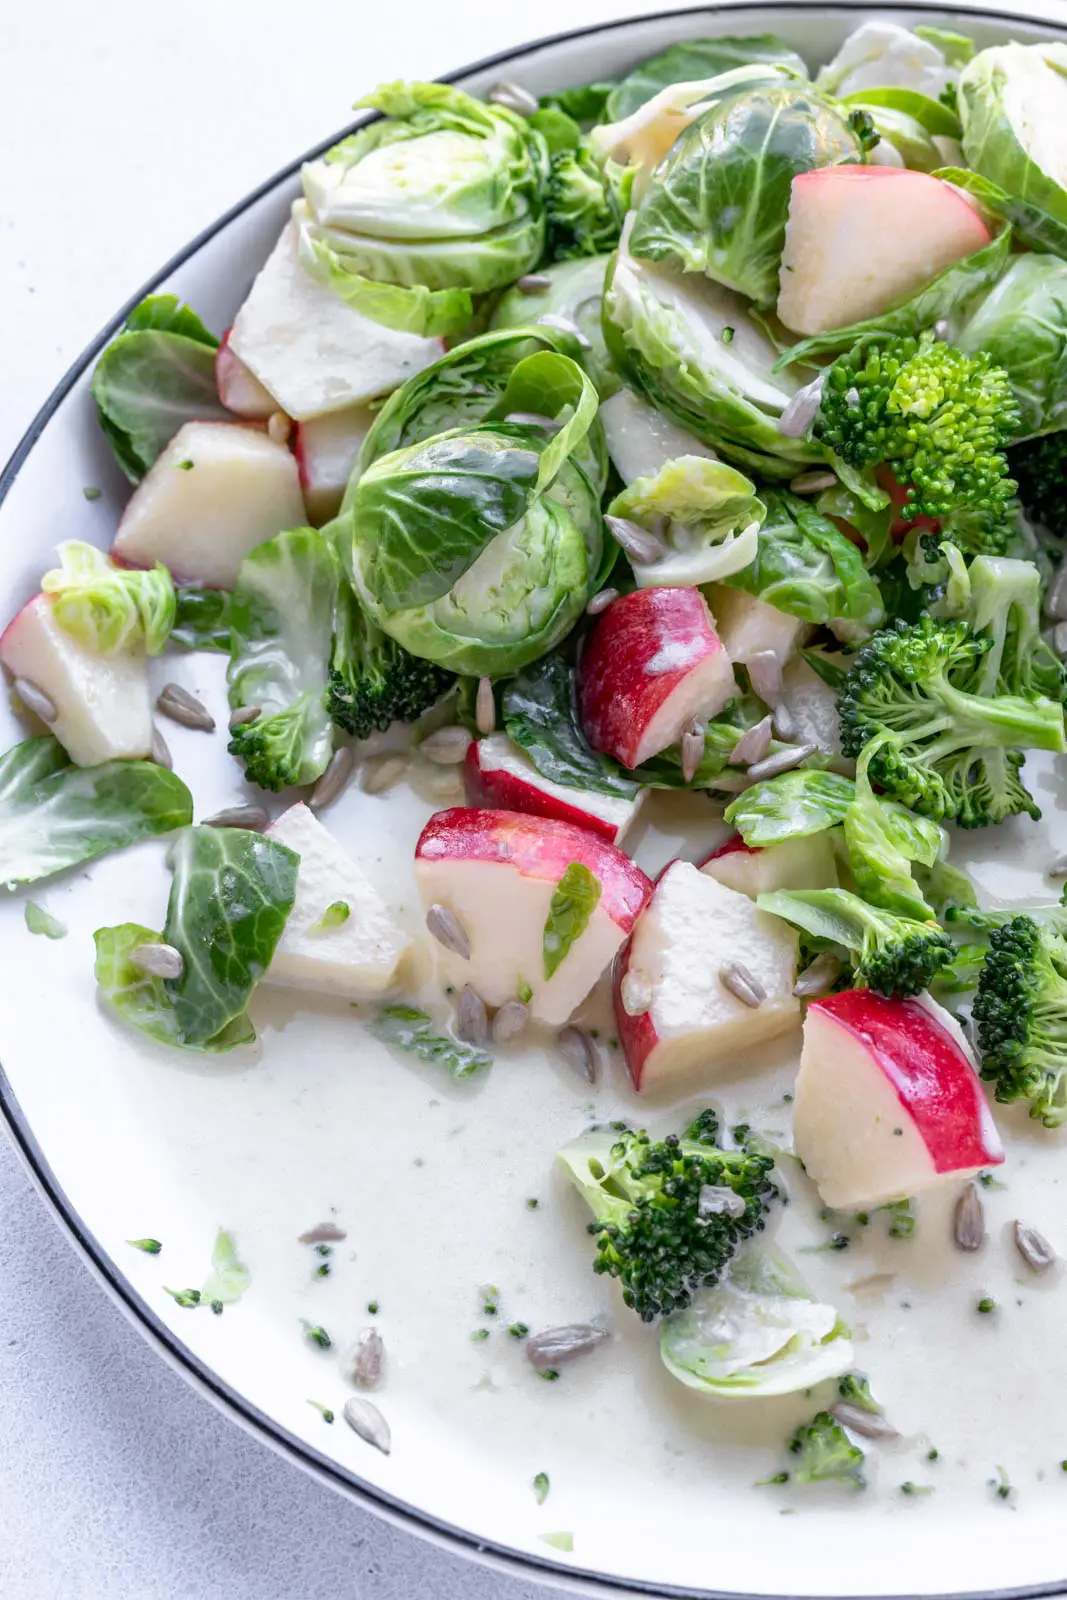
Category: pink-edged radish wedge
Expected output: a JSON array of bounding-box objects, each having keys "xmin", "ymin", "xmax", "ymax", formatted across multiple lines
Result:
[
  {"xmin": 793, "ymin": 988, "xmax": 1004, "ymax": 1210},
  {"xmin": 112, "ymin": 420, "xmax": 306, "ymax": 589},
  {"xmin": 415, "ymin": 807, "xmax": 653, "ymax": 1027},
  {"xmin": 615, "ymin": 860, "xmax": 800, "ymax": 1093},
  {"xmin": 0, "ymin": 594, "xmax": 153, "ymax": 766},
  {"xmin": 705, "ymin": 585, "xmax": 806, "ymax": 671},
  {"xmin": 464, "ymin": 734, "xmax": 647, "ymax": 847},
  {"xmin": 700, "ymin": 833, "xmax": 837, "ymax": 897},
  {"xmin": 293, "ymin": 404, "xmax": 374, "ymax": 525},
  {"xmin": 215, "ymin": 330, "xmax": 276, "ymax": 419},
  {"xmin": 777, "ymin": 169, "xmax": 991, "ymax": 337},
  {"xmin": 577, "ymin": 588, "xmax": 737, "ymax": 770}
]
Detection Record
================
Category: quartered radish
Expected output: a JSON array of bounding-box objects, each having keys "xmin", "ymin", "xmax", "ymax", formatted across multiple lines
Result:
[
  {"xmin": 215, "ymin": 330, "xmax": 276, "ymax": 419},
  {"xmin": 293, "ymin": 404, "xmax": 375, "ymax": 524},
  {"xmin": 705, "ymin": 586, "xmax": 806, "ymax": 671},
  {"xmin": 700, "ymin": 833, "xmax": 838, "ymax": 897},
  {"xmin": 464, "ymin": 734, "xmax": 647, "ymax": 847}
]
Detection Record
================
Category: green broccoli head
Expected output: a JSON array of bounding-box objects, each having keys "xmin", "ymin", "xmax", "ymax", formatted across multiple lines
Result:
[
  {"xmin": 327, "ymin": 587, "xmax": 452, "ymax": 740},
  {"xmin": 758, "ymin": 887, "xmax": 953, "ymax": 998},
  {"xmin": 819, "ymin": 333, "xmax": 1019, "ymax": 521},
  {"xmin": 838, "ymin": 616, "xmax": 1066, "ymax": 826},
  {"xmin": 973, "ymin": 915, "xmax": 1067, "ymax": 1128},
  {"xmin": 557, "ymin": 1112, "xmax": 778, "ymax": 1322},
  {"xmin": 964, "ymin": 555, "xmax": 1067, "ymax": 706},
  {"xmin": 1010, "ymin": 433, "xmax": 1067, "ymax": 536},
  {"xmin": 544, "ymin": 144, "xmax": 620, "ymax": 262},
  {"xmin": 228, "ymin": 694, "xmax": 327, "ymax": 792},
  {"xmin": 789, "ymin": 1411, "xmax": 866, "ymax": 1489}
]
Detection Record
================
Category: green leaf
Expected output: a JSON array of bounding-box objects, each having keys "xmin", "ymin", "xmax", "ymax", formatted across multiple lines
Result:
[
  {"xmin": 227, "ymin": 527, "xmax": 339, "ymax": 790},
  {"xmin": 605, "ymin": 35, "xmax": 807, "ymax": 121},
  {"xmin": 539, "ymin": 83, "xmax": 614, "ymax": 126},
  {"xmin": 955, "ymin": 249, "xmax": 1067, "ymax": 440},
  {"xmin": 543, "ymin": 861, "xmax": 602, "ymax": 979},
  {"xmin": 725, "ymin": 770, "xmax": 856, "ymax": 847},
  {"xmin": 298, "ymin": 228, "xmax": 473, "ymax": 337},
  {"xmin": 608, "ymin": 456, "xmax": 764, "ymax": 585},
  {"xmin": 24, "ymin": 901, "xmax": 66, "ymax": 939},
  {"xmin": 528, "ymin": 106, "xmax": 582, "ymax": 155},
  {"xmin": 723, "ymin": 490, "xmax": 883, "ymax": 629},
  {"xmin": 127, "ymin": 1238, "xmax": 162, "ymax": 1254},
  {"xmin": 41, "ymin": 541, "xmax": 175, "ymax": 656},
  {"xmin": 778, "ymin": 229, "xmax": 1013, "ymax": 365},
  {"xmin": 312, "ymin": 900, "xmax": 350, "ymax": 932},
  {"xmin": 172, "ymin": 586, "xmax": 232, "ymax": 652},
  {"xmin": 913, "ymin": 25, "xmax": 976, "ymax": 68},
  {"xmin": 200, "ymin": 1228, "xmax": 250, "ymax": 1306},
  {"xmin": 933, "ymin": 166, "xmax": 1067, "ymax": 263},
  {"xmin": 959, "ymin": 44, "xmax": 1067, "ymax": 230},
  {"xmin": 94, "ymin": 922, "xmax": 256, "ymax": 1052},
  {"xmin": 90, "ymin": 297, "xmax": 226, "ymax": 482},
  {"xmin": 490, "ymin": 260, "xmax": 620, "ymax": 401},
  {"xmin": 370, "ymin": 1003, "xmax": 491, "ymax": 1079},
  {"xmin": 533, "ymin": 1471, "xmax": 550, "ymax": 1504},
  {"xmin": 841, "ymin": 86, "xmax": 961, "ymax": 137},
  {"xmin": 502, "ymin": 654, "xmax": 640, "ymax": 799},
  {"xmin": 0, "ymin": 738, "xmax": 193, "ymax": 889},
  {"xmin": 163, "ymin": 827, "xmax": 299, "ymax": 1048}
]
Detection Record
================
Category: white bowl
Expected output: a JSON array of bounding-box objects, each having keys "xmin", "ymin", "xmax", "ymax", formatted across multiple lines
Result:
[{"xmin": 3, "ymin": 8, "xmax": 1067, "ymax": 1598}]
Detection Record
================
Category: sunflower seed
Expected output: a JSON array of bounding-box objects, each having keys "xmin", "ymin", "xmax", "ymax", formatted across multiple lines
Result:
[
  {"xmin": 788, "ymin": 470, "xmax": 838, "ymax": 495},
  {"xmin": 719, "ymin": 961, "xmax": 766, "ymax": 1009},
  {"xmin": 13, "ymin": 677, "xmax": 58, "ymax": 724},
  {"xmin": 156, "ymin": 683, "xmax": 215, "ymax": 732},
  {"xmin": 202, "ymin": 803, "xmax": 270, "ymax": 832},
  {"xmin": 586, "ymin": 587, "xmax": 618, "ymax": 616},
  {"xmin": 343, "ymin": 1396, "xmax": 391, "ymax": 1455},
  {"xmin": 605, "ymin": 515, "xmax": 666, "ymax": 567},
  {"xmin": 308, "ymin": 747, "xmax": 355, "ymax": 811},
  {"xmin": 426, "ymin": 903, "xmax": 471, "ymax": 960},
  {"xmin": 361, "ymin": 753, "xmax": 409, "ymax": 794},
  {"xmin": 150, "ymin": 726, "xmax": 173, "ymax": 769},
  {"xmin": 298, "ymin": 1222, "xmax": 347, "ymax": 1245},
  {"xmin": 536, "ymin": 312, "xmax": 592, "ymax": 350},
  {"xmin": 267, "ymin": 410, "xmax": 291, "ymax": 445},
  {"xmin": 772, "ymin": 704, "xmax": 798, "ymax": 742},
  {"xmin": 419, "ymin": 725, "xmax": 473, "ymax": 765},
  {"xmin": 1046, "ymin": 565, "xmax": 1067, "ymax": 620},
  {"xmin": 681, "ymin": 719, "xmax": 705, "ymax": 783},
  {"xmin": 746, "ymin": 650, "xmax": 783, "ymax": 706},
  {"xmin": 130, "ymin": 942, "xmax": 184, "ymax": 980},
  {"xmin": 456, "ymin": 984, "xmax": 489, "ymax": 1046},
  {"xmin": 526, "ymin": 1323, "xmax": 609, "ymax": 1372},
  {"xmin": 845, "ymin": 386, "xmax": 861, "ymax": 408},
  {"xmin": 558, "ymin": 1025, "xmax": 598, "ymax": 1083},
  {"xmin": 777, "ymin": 373, "xmax": 826, "ymax": 438},
  {"xmin": 619, "ymin": 969, "xmax": 652, "ymax": 1017},
  {"xmin": 745, "ymin": 743, "xmax": 818, "ymax": 783},
  {"xmin": 1048, "ymin": 852, "xmax": 1067, "ymax": 878},
  {"xmin": 517, "ymin": 273, "xmax": 552, "ymax": 294},
  {"xmin": 1013, "ymin": 1220, "xmax": 1056, "ymax": 1272},
  {"xmin": 953, "ymin": 1182, "xmax": 985, "ymax": 1252},
  {"xmin": 831, "ymin": 1402, "xmax": 899, "ymax": 1441},
  {"xmin": 793, "ymin": 952, "xmax": 843, "ymax": 997},
  {"xmin": 932, "ymin": 318, "xmax": 951, "ymax": 341},
  {"xmin": 728, "ymin": 715, "xmax": 773, "ymax": 767},
  {"xmin": 699, "ymin": 1184, "xmax": 747, "ymax": 1219},
  {"xmin": 476, "ymin": 677, "xmax": 496, "ymax": 736},
  {"xmin": 348, "ymin": 1327, "xmax": 386, "ymax": 1390},
  {"xmin": 505, "ymin": 410, "xmax": 561, "ymax": 433},
  {"xmin": 492, "ymin": 999, "xmax": 530, "ymax": 1044},
  {"xmin": 1054, "ymin": 620, "xmax": 1067, "ymax": 657},
  {"xmin": 228, "ymin": 705, "xmax": 262, "ymax": 730},
  {"xmin": 489, "ymin": 80, "xmax": 538, "ymax": 117}
]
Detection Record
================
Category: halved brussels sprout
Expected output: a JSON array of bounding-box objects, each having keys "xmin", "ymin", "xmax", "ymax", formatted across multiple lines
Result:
[
  {"xmin": 956, "ymin": 253, "xmax": 1067, "ymax": 439},
  {"xmin": 960, "ymin": 43, "xmax": 1067, "ymax": 231},
  {"xmin": 816, "ymin": 20, "xmax": 958, "ymax": 101},
  {"xmin": 607, "ymin": 456, "xmax": 764, "ymax": 584}
]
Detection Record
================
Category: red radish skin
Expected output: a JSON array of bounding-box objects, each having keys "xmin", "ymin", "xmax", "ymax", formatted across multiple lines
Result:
[
  {"xmin": 878, "ymin": 466, "xmax": 942, "ymax": 541},
  {"xmin": 700, "ymin": 835, "xmax": 754, "ymax": 864},
  {"xmin": 577, "ymin": 588, "xmax": 736, "ymax": 769},
  {"xmin": 215, "ymin": 330, "xmax": 277, "ymax": 419},
  {"xmin": 463, "ymin": 741, "xmax": 639, "ymax": 844}
]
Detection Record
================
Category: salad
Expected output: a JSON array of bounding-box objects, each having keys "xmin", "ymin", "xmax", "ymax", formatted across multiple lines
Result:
[{"xmin": 6, "ymin": 16, "xmax": 1067, "ymax": 1495}]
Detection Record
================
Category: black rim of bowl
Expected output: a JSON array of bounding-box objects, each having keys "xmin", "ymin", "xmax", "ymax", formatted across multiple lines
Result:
[{"xmin": 1, "ymin": 6, "xmax": 1065, "ymax": 1596}]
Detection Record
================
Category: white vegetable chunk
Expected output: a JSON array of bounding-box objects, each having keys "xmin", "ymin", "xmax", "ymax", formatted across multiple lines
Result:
[{"xmin": 705, "ymin": 586, "xmax": 805, "ymax": 669}]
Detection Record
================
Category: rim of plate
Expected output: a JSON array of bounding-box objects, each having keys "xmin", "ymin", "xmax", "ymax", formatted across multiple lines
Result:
[{"xmin": 3, "ymin": 5, "xmax": 1067, "ymax": 1596}]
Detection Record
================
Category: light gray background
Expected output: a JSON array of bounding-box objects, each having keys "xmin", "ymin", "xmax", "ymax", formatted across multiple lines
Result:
[{"xmin": 0, "ymin": 2, "xmax": 663, "ymax": 1595}]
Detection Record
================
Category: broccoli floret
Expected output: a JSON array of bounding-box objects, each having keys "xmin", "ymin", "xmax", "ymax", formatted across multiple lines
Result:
[
  {"xmin": 789, "ymin": 1411, "xmax": 866, "ymax": 1490},
  {"xmin": 758, "ymin": 887, "xmax": 953, "ymax": 998},
  {"xmin": 972, "ymin": 915, "xmax": 1067, "ymax": 1128},
  {"xmin": 965, "ymin": 555, "xmax": 1067, "ymax": 705},
  {"xmin": 327, "ymin": 588, "xmax": 452, "ymax": 739},
  {"xmin": 1010, "ymin": 433, "xmax": 1067, "ymax": 536},
  {"xmin": 557, "ymin": 1112, "xmax": 778, "ymax": 1322},
  {"xmin": 820, "ymin": 333, "xmax": 1019, "ymax": 521},
  {"xmin": 837, "ymin": 1373, "xmax": 882, "ymax": 1414},
  {"xmin": 544, "ymin": 143, "xmax": 620, "ymax": 262},
  {"xmin": 228, "ymin": 694, "xmax": 327, "ymax": 792},
  {"xmin": 838, "ymin": 616, "xmax": 1066, "ymax": 826}
]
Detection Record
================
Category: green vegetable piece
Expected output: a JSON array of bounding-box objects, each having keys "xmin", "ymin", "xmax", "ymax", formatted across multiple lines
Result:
[
  {"xmin": 607, "ymin": 456, "xmax": 765, "ymax": 587},
  {"xmin": 171, "ymin": 586, "xmax": 231, "ymax": 653},
  {"xmin": 371, "ymin": 1003, "xmax": 492, "ymax": 1079},
  {"xmin": 491, "ymin": 260, "xmax": 620, "ymax": 400},
  {"xmin": 82, "ymin": 487, "xmax": 102, "ymax": 501},
  {"xmin": 165, "ymin": 1287, "xmax": 202, "ymax": 1308},
  {"xmin": 884, "ymin": 1199, "xmax": 916, "ymax": 1239},
  {"xmin": 228, "ymin": 527, "xmax": 339, "ymax": 791},
  {"xmin": 533, "ymin": 1471, "xmax": 550, "ymax": 1505},
  {"xmin": 723, "ymin": 489, "xmax": 882, "ymax": 631},
  {"xmin": 789, "ymin": 1410, "xmax": 866, "ymax": 1489},
  {"xmin": 935, "ymin": 165, "xmax": 1067, "ymax": 262},
  {"xmin": 127, "ymin": 1238, "xmax": 162, "ymax": 1255},
  {"xmin": 540, "ymin": 1532, "xmax": 573, "ymax": 1552},
  {"xmin": 90, "ymin": 295, "xmax": 225, "ymax": 480},
  {"xmin": 725, "ymin": 769, "xmax": 855, "ymax": 848},
  {"xmin": 517, "ymin": 980, "xmax": 534, "ymax": 1006},
  {"xmin": 200, "ymin": 1228, "xmax": 250, "ymax": 1307},
  {"xmin": 837, "ymin": 1373, "xmax": 881, "ymax": 1413},
  {"xmin": 508, "ymin": 1322, "xmax": 530, "ymax": 1340},
  {"xmin": 972, "ymin": 914, "xmax": 1067, "ymax": 1127},
  {"xmin": 900, "ymin": 1481, "xmax": 935, "ymax": 1497},
  {"xmin": 0, "ymin": 737, "xmax": 192, "ymax": 889},
  {"xmin": 313, "ymin": 900, "xmax": 351, "ymax": 933},
  {"xmin": 307, "ymin": 1400, "xmax": 335, "ymax": 1423},
  {"xmin": 301, "ymin": 1320, "xmax": 332, "ymax": 1349},
  {"xmin": 94, "ymin": 923, "xmax": 255, "ymax": 1053},
  {"xmin": 956, "ymin": 253, "xmax": 1067, "ymax": 441},
  {"xmin": 843, "ymin": 747, "xmax": 945, "ymax": 922},
  {"xmin": 471, "ymin": 1328, "xmax": 490, "ymax": 1342},
  {"xmin": 326, "ymin": 585, "xmax": 452, "ymax": 741},
  {"xmin": 41, "ymin": 541, "xmax": 175, "ymax": 656},
  {"xmin": 543, "ymin": 861, "xmax": 601, "ymax": 979},
  {"xmin": 913, "ymin": 25, "xmax": 976, "ymax": 68},
  {"xmin": 959, "ymin": 44, "xmax": 1067, "ymax": 231},
  {"xmin": 24, "ymin": 901, "xmax": 66, "ymax": 939},
  {"xmin": 503, "ymin": 654, "xmax": 639, "ymax": 800},
  {"xmin": 545, "ymin": 143, "xmax": 620, "ymax": 263},
  {"xmin": 605, "ymin": 35, "xmax": 807, "ymax": 121},
  {"xmin": 977, "ymin": 1296, "xmax": 996, "ymax": 1314},
  {"xmin": 758, "ymin": 887, "xmax": 953, "ymax": 997}
]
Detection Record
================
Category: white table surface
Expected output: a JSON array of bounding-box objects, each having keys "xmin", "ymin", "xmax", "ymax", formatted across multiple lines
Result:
[{"xmin": 1, "ymin": 1, "xmax": 1053, "ymax": 1595}]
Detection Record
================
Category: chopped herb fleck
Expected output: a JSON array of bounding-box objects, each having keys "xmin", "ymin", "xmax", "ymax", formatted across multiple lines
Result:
[
  {"xmin": 24, "ymin": 902, "xmax": 67, "ymax": 939},
  {"xmin": 314, "ymin": 1243, "xmax": 332, "ymax": 1257},
  {"xmin": 210, "ymin": 1299, "xmax": 224, "ymax": 1315},
  {"xmin": 312, "ymin": 900, "xmax": 350, "ymax": 933},
  {"xmin": 526, "ymin": 1198, "xmax": 540, "ymax": 1211},
  {"xmin": 82, "ymin": 486, "xmax": 102, "ymax": 501},
  {"xmin": 533, "ymin": 1471, "xmax": 550, "ymax": 1505},
  {"xmin": 884, "ymin": 1199, "xmax": 916, "ymax": 1239},
  {"xmin": 731, "ymin": 1123, "xmax": 751, "ymax": 1144},
  {"xmin": 517, "ymin": 978, "xmax": 533, "ymax": 1004},
  {"xmin": 927, "ymin": 1448, "xmax": 940, "ymax": 1462},
  {"xmin": 756, "ymin": 1471, "xmax": 790, "ymax": 1486},
  {"xmin": 539, "ymin": 1368, "xmax": 560, "ymax": 1381},
  {"xmin": 991, "ymin": 1466, "xmax": 1012, "ymax": 1500},
  {"xmin": 721, "ymin": 327, "xmax": 735, "ymax": 344},
  {"xmin": 540, "ymin": 1532, "xmax": 573, "ymax": 1552},
  {"xmin": 307, "ymin": 1400, "xmax": 335, "ymax": 1423},
  {"xmin": 471, "ymin": 1328, "xmax": 490, "ymax": 1342},
  {"xmin": 979, "ymin": 1170, "xmax": 1006, "ymax": 1190},
  {"xmin": 901, "ymin": 1482, "xmax": 934, "ymax": 1497},
  {"xmin": 165, "ymin": 1287, "xmax": 201, "ymax": 1308},
  {"xmin": 782, "ymin": 1092, "xmax": 794, "ymax": 1104},
  {"xmin": 367, "ymin": 1301, "xmax": 380, "ymax": 1315},
  {"xmin": 127, "ymin": 1238, "xmax": 162, "ymax": 1255},
  {"xmin": 508, "ymin": 1322, "xmax": 530, "ymax": 1340},
  {"xmin": 177, "ymin": 459, "xmax": 195, "ymax": 471},
  {"xmin": 480, "ymin": 1286, "xmax": 500, "ymax": 1317},
  {"xmin": 315, "ymin": 1263, "xmax": 330, "ymax": 1278},
  {"xmin": 977, "ymin": 1296, "xmax": 996, "ymax": 1314},
  {"xmin": 301, "ymin": 1320, "xmax": 332, "ymax": 1349}
]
